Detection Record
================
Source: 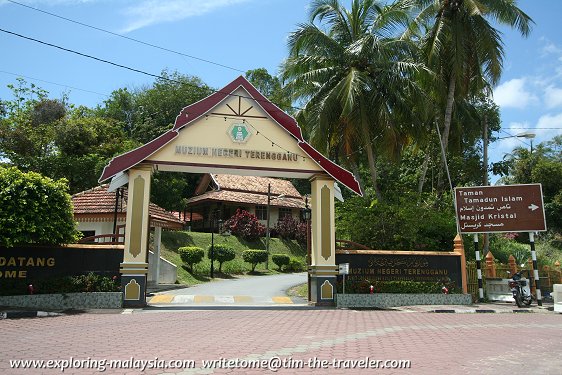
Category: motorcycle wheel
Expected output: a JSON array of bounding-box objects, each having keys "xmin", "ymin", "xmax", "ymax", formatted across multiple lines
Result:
[
  {"xmin": 523, "ymin": 296, "xmax": 532, "ymax": 306},
  {"xmin": 514, "ymin": 293, "xmax": 524, "ymax": 308}
]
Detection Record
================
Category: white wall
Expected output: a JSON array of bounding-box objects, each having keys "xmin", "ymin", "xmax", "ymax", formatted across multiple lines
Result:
[
  {"xmin": 255, "ymin": 207, "xmax": 298, "ymax": 226},
  {"xmin": 76, "ymin": 221, "xmax": 124, "ymax": 242},
  {"xmin": 148, "ymin": 251, "xmax": 177, "ymax": 284}
]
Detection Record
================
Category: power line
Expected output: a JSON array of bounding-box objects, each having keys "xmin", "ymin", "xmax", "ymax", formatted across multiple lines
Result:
[
  {"xmin": 0, "ymin": 70, "xmax": 109, "ymax": 98},
  {"xmin": 507, "ymin": 127, "xmax": 562, "ymax": 130},
  {"xmin": 6, "ymin": 0, "xmax": 246, "ymax": 74},
  {"xmin": 0, "ymin": 27, "xmax": 303, "ymax": 113},
  {"xmin": 497, "ymin": 129, "xmax": 532, "ymax": 148}
]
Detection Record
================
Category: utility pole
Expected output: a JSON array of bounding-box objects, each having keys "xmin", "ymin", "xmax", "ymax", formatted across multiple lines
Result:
[
  {"xmin": 266, "ymin": 183, "xmax": 271, "ymax": 270},
  {"xmin": 483, "ymin": 115, "xmax": 489, "ymax": 255}
]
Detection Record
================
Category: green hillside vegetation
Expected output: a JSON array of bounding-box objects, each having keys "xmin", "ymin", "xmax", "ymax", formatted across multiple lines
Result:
[{"xmin": 155, "ymin": 231, "xmax": 306, "ymax": 286}]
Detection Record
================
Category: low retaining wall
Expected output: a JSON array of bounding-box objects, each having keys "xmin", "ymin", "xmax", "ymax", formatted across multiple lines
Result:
[
  {"xmin": 554, "ymin": 284, "xmax": 562, "ymax": 313},
  {"xmin": 0, "ymin": 292, "xmax": 122, "ymax": 310},
  {"xmin": 148, "ymin": 250, "xmax": 177, "ymax": 284},
  {"xmin": 485, "ymin": 278, "xmax": 530, "ymax": 302},
  {"xmin": 336, "ymin": 293, "xmax": 472, "ymax": 308}
]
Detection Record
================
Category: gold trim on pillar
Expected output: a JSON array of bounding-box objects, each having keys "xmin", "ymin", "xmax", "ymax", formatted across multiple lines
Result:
[
  {"xmin": 120, "ymin": 262, "xmax": 149, "ymax": 268},
  {"xmin": 320, "ymin": 280, "xmax": 333, "ymax": 300},
  {"xmin": 124, "ymin": 279, "xmax": 141, "ymax": 300},
  {"xmin": 321, "ymin": 185, "xmax": 331, "ymax": 261},
  {"xmin": 121, "ymin": 269, "xmax": 149, "ymax": 275},
  {"xmin": 130, "ymin": 175, "xmax": 145, "ymax": 258}
]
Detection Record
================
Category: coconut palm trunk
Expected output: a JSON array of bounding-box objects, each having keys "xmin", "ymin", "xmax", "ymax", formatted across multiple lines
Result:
[{"xmin": 364, "ymin": 142, "xmax": 383, "ymax": 201}]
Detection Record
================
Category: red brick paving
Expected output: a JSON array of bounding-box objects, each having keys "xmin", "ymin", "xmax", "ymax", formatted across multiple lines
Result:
[{"xmin": 1, "ymin": 310, "xmax": 561, "ymax": 374}]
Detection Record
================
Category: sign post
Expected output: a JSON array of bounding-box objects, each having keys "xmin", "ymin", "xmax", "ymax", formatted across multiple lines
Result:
[
  {"xmin": 473, "ymin": 234, "xmax": 484, "ymax": 302},
  {"xmin": 455, "ymin": 184, "xmax": 546, "ymax": 305},
  {"xmin": 339, "ymin": 263, "xmax": 349, "ymax": 294},
  {"xmin": 529, "ymin": 232, "xmax": 542, "ymax": 306}
]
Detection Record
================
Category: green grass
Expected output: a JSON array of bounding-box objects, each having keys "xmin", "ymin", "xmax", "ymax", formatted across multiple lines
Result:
[
  {"xmin": 287, "ymin": 283, "xmax": 308, "ymax": 299},
  {"xmin": 156, "ymin": 231, "xmax": 306, "ymax": 286}
]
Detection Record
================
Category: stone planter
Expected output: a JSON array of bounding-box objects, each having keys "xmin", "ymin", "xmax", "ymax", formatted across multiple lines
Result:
[
  {"xmin": 336, "ymin": 293, "xmax": 472, "ymax": 309},
  {"xmin": 0, "ymin": 292, "xmax": 122, "ymax": 310}
]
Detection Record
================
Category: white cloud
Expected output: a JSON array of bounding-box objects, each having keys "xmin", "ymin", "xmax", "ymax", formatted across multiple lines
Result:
[
  {"xmin": 494, "ymin": 122, "xmax": 533, "ymax": 152},
  {"xmin": 535, "ymin": 113, "xmax": 562, "ymax": 139},
  {"xmin": 120, "ymin": 0, "xmax": 252, "ymax": 33},
  {"xmin": 544, "ymin": 85, "xmax": 562, "ymax": 109},
  {"xmin": 493, "ymin": 78, "xmax": 538, "ymax": 109},
  {"xmin": 495, "ymin": 115, "xmax": 562, "ymax": 155},
  {"xmin": 541, "ymin": 42, "xmax": 562, "ymax": 56}
]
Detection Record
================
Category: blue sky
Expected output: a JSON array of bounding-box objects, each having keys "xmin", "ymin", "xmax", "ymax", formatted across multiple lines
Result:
[{"xmin": 0, "ymin": 0, "xmax": 560, "ymax": 183}]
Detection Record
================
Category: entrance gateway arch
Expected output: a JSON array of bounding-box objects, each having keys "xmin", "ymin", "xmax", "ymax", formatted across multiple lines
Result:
[{"xmin": 99, "ymin": 76, "xmax": 362, "ymax": 307}]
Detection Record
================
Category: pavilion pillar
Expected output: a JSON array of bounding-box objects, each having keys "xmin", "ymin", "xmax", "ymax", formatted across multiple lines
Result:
[
  {"xmin": 121, "ymin": 165, "xmax": 152, "ymax": 308},
  {"xmin": 153, "ymin": 226, "xmax": 162, "ymax": 284},
  {"xmin": 309, "ymin": 175, "xmax": 337, "ymax": 306}
]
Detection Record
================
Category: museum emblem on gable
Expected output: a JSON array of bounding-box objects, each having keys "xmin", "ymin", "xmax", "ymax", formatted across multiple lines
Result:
[{"xmin": 228, "ymin": 123, "xmax": 251, "ymax": 144}]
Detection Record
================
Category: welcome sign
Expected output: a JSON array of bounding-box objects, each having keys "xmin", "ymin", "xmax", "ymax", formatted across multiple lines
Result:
[{"xmin": 0, "ymin": 246, "xmax": 123, "ymax": 280}]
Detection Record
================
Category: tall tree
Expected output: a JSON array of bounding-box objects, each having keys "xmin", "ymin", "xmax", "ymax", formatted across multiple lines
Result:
[
  {"xmin": 496, "ymin": 136, "xmax": 562, "ymax": 231},
  {"xmin": 0, "ymin": 79, "xmax": 139, "ymax": 193},
  {"xmin": 281, "ymin": 0, "xmax": 423, "ymax": 200},
  {"xmin": 245, "ymin": 68, "xmax": 293, "ymax": 114},
  {"xmin": 404, "ymin": 0, "xmax": 533, "ymax": 156}
]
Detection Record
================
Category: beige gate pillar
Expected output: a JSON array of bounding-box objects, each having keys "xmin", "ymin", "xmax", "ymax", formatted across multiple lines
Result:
[
  {"xmin": 309, "ymin": 175, "xmax": 338, "ymax": 305},
  {"xmin": 121, "ymin": 166, "xmax": 152, "ymax": 307}
]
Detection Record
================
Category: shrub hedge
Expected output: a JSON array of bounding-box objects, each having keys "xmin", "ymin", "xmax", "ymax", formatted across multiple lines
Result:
[
  {"xmin": 242, "ymin": 249, "xmax": 268, "ymax": 272},
  {"xmin": 0, "ymin": 272, "xmax": 119, "ymax": 296},
  {"xmin": 178, "ymin": 246, "xmax": 205, "ymax": 272},
  {"xmin": 207, "ymin": 244, "xmax": 236, "ymax": 273},
  {"xmin": 0, "ymin": 166, "xmax": 79, "ymax": 247},
  {"xmin": 271, "ymin": 254, "xmax": 290, "ymax": 271},
  {"xmin": 339, "ymin": 279, "xmax": 459, "ymax": 294}
]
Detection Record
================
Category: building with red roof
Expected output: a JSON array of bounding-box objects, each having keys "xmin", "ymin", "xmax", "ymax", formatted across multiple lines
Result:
[
  {"xmin": 72, "ymin": 184, "xmax": 186, "ymax": 242},
  {"xmin": 185, "ymin": 173, "xmax": 305, "ymax": 231}
]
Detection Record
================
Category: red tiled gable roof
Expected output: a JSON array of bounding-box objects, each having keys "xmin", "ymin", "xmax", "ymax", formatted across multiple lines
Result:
[
  {"xmin": 72, "ymin": 185, "xmax": 184, "ymax": 229},
  {"xmin": 171, "ymin": 211, "xmax": 203, "ymax": 222},
  {"xmin": 211, "ymin": 174, "xmax": 302, "ymax": 198},
  {"xmin": 186, "ymin": 174, "xmax": 305, "ymax": 209},
  {"xmin": 185, "ymin": 190, "xmax": 305, "ymax": 209},
  {"xmin": 98, "ymin": 76, "xmax": 362, "ymax": 196}
]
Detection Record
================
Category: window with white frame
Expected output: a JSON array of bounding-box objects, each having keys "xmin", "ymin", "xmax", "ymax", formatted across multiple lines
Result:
[
  {"xmin": 279, "ymin": 207, "xmax": 292, "ymax": 219},
  {"xmin": 255, "ymin": 205, "xmax": 267, "ymax": 220}
]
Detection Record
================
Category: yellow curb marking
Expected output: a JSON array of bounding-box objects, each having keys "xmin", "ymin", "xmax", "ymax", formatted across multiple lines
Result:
[
  {"xmin": 272, "ymin": 296, "xmax": 293, "ymax": 304},
  {"xmin": 149, "ymin": 294, "xmax": 174, "ymax": 303},
  {"xmin": 234, "ymin": 296, "xmax": 253, "ymax": 303},
  {"xmin": 194, "ymin": 295, "xmax": 215, "ymax": 303}
]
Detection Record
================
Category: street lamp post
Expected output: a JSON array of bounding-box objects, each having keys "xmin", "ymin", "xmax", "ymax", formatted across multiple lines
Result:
[
  {"xmin": 209, "ymin": 211, "xmax": 222, "ymax": 279},
  {"xmin": 301, "ymin": 196, "xmax": 312, "ymax": 302},
  {"xmin": 266, "ymin": 184, "xmax": 271, "ymax": 270},
  {"xmin": 210, "ymin": 213, "xmax": 215, "ymax": 279},
  {"xmin": 265, "ymin": 183, "xmax": 285, "ymax": 270}
]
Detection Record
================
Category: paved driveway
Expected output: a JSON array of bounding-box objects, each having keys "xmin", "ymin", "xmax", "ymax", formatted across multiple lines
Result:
[{"xmin": 149, "ymin": 273, "xmax": 308, "ymax": 306}]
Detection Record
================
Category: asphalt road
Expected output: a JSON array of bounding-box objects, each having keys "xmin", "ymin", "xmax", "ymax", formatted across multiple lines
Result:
[{"xmin": 148, "ymin": 272, "xmax": 308, "ymax": 305}]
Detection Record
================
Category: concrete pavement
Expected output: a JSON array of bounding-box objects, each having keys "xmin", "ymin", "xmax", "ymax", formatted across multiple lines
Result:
[{"xmin": 1, "ymin": 307, "xmax": 561, "ymax": 374}]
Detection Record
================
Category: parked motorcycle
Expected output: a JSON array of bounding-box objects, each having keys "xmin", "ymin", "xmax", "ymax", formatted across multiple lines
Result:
[{"xmin": 507, "ymin": 270, "xmax": 533, "ymax": 307}]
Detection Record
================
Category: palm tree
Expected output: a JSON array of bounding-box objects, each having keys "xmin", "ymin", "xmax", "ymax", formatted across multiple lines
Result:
[
  {"xmin": 404, "ymin": 0, "xmax": 533, "ymax": 157},
  {"xmin": 281, "ymin": 0, "xmax": 423, "ymax": 200}
]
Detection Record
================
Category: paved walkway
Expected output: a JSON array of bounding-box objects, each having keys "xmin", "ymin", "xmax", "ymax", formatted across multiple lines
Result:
[{"xmin": 1, "ymin": 308, "xmax": 561, "ymax": 374}]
